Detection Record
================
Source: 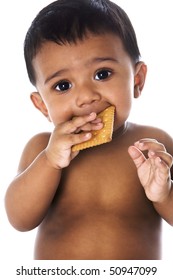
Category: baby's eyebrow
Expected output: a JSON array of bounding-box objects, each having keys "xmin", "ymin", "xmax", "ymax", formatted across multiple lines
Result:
[
  {"xmin": 44, "ymin": 68, "xmax": 69, "ymax": 85},
  {"xmin": 90, "ymin": 57, "xmax": 119, "ymax": 64},
  {"xmin": 44, "ymin": 57, "xmax": 118, "ymax": 84}
]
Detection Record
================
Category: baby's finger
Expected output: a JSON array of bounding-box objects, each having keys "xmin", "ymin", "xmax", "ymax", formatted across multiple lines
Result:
[
  {"xmin": 62, "ymin": 112, "xmax": 97, "ymax": 134},
  {"xmin": 90, "ymin": 117, "xmax": 102, "ymax": 124},
  {"xmin": 148, "ymin": 150, "xmax": 173, "ymax": 168},
  {"xmin": 70, "ymin": 131, "xmax": 92, "ymax": 149},
  {"xmin": 128, "ymin": 146, "xmax": 146, "ymax": 169},
  {"xmin": 135, "ymin": 139, "xmax": 166, "ymax": 152},
  {"xmin": 76, "ymin": 121, "xmax": 103, "ymax": 133}
]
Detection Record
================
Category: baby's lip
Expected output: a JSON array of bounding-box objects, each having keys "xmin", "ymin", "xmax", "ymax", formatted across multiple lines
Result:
[
  {"xmin": 72, "ymin": 105, "xmax": 115, "ymax": 120},
  {"xmin": 86, "ymin": 105, "xmax": 113, "ymax": 116}
]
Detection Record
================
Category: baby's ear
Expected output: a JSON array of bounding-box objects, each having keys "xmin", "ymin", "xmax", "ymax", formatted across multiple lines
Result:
[
  {"xmin": 134, "ymin": 62, "xmax": 147, "ymax": 98},
  {"xmin": 30, "ymin": 92, "xmax": 51, "ymax": 121}
]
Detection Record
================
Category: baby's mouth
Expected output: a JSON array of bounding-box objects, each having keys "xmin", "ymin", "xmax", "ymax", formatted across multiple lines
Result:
[{"xmin": 73, "ymin": 104, "xmax": 114, "ymax": 119}]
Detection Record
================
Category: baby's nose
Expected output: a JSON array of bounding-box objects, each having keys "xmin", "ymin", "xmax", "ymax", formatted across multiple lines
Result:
[{"xmin": 76, "ymin": 86, "xmax": 101, "ymax": 108}]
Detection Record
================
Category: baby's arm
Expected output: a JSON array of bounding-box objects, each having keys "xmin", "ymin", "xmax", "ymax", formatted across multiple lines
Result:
[
  {"xmin": 5, "ymin": 113, "xmax": 102, "ymax": 231},
  {"xmin": 128, "ymin": 139, "xmax": 173, "ymax": 225}
]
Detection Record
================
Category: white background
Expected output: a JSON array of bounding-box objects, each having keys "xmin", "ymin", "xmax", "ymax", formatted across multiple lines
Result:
[{"xmin": 0, "ymin": 0, "xmax": 173, "ymax": 265}]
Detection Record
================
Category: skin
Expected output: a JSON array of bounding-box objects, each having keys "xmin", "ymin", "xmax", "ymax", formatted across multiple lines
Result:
[{"xmin": 5, "ymin": 33, "xmax": 173, "ymax": 260}]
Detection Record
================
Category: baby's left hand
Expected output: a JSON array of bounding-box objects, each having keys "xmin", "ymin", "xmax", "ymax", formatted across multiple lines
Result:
[{"xmin": 128, "ymin": 139, "xmax": 173, "ymax": 203}]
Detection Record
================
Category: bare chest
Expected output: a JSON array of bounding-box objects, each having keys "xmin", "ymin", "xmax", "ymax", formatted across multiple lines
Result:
[{"xmin": 52, "ymin": 141, "xmax": 154, "ymax": 218}]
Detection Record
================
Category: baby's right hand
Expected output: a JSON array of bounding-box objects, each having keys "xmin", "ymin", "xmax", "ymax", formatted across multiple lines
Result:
[{"xmin": 44, "ymin": 112, "xmax": 103, "ymax": 169}]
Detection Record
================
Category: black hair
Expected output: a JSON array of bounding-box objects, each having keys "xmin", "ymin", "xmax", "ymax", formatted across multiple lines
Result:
[{"xmin": 24, "ymin": 0, "xmax": 141, "ymax": 85}]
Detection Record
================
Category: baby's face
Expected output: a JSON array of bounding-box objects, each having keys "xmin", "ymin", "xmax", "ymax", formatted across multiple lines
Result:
[{"xmin": 32, "ymin": 33, "xmax": 139, "ymax": 131}]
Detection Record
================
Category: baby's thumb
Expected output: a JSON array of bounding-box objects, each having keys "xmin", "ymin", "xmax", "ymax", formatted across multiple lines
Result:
[{"xmin": 128, "ymin": 146, "xmax": 146, "ymax": 169}]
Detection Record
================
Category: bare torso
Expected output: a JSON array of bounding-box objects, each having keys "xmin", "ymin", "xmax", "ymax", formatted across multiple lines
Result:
[{"xmin": 34, "ymin": 122, "xmax": 168, "ymax": 260}]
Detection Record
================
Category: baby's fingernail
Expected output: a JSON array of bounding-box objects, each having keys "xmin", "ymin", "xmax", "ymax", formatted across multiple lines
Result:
[
  {"xmin": 89, "ymin": 112, "xmax": 96, "ymax": 117},
  {"xmin": 84, "ymin": 132, "xmax": 91, "ymax": 139},
  {"xmin": 135, "ymin": 141, "xmax": 144, "ymax": 149},
  {"xmin": 157, "ymin": 157, "xmax": 162, "ymax": 164},
  {"xmin": 150, "ymin": 151, "xmax": 155, "ymax": 156}
]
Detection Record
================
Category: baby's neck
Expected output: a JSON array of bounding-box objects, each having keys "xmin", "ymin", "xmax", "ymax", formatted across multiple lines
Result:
[{"xmin": 113, "ymin": 122, "xmax": 128, "ymax": 139}]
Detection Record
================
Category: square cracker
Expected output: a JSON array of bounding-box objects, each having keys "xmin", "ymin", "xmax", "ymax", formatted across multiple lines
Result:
[{"xmin": 72, "ymin": 106, "xmax": 115, "ymax": 152}]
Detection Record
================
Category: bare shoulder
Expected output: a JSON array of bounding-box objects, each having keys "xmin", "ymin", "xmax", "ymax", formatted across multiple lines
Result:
[
  {"xmin": 128, "ymin": 122, "xmax": 173, "ymax": 153},
  {"xmin": 18, "ymin": 132, "xmax": 51, "ymax": 173}
]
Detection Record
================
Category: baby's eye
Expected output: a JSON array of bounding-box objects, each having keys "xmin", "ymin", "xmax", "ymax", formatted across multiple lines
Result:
[
  {"xmin": 95, "ymin": 69, "xmax": 112, "ymax": 81},
  {"xmin": 55, "ymin": 80, "xmax": 72, "ymax": 92}
]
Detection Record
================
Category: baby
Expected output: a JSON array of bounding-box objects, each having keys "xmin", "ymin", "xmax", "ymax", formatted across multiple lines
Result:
[{"xmin": 5, "ymin": 0, "xmax": 173, "ymax": 260}]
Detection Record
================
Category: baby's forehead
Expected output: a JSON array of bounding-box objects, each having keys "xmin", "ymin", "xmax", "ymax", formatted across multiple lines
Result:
[
  {"xmin": 35, "ymin": 32, "xmax": 125, "ymax": 57},
  {"xmin": 33, "ymin": 33, "xmax": 129, "ymax": 76}
]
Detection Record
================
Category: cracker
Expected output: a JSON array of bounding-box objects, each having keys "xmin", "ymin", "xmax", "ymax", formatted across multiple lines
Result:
[{"xmin": 72, "ymin": 106, "xmax": 115, "ymax": 151}]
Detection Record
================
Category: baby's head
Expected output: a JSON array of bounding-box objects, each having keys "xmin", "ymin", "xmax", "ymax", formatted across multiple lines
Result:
[{"xmin": 24, "ymin": 0, "xmax": 141, "ymax": 86}]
